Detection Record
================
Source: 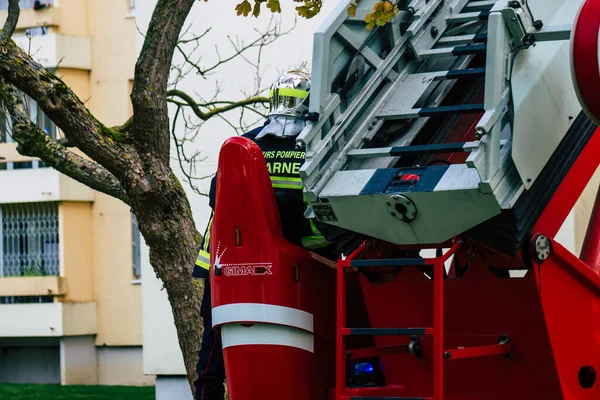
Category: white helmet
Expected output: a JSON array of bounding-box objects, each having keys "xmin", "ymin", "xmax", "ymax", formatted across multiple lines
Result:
[{"xmin": 268, "ymin": 70, "xmax": 311, "ymax": 118}]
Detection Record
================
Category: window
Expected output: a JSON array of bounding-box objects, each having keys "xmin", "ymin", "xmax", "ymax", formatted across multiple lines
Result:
[
  {"xmin": 0, "ymin": 97, "xmax": 56, "ymax": 169},
  {"xmin": 126, "ymin": 0, "xmax": 135, "ymax": 18},
  {"xmin": 25, "ymin": 26, "xmax": 48, "ymax": 37},
  {"xmin": 132, "ymin": 213, "xmax": 141, "ymax": 279},
  {"xmin": 0, "ymin": 202, "xmax": 60, "ymax": 278},
  {"xmin": 0, "ymin": 0, "xmax": 54, "ymax": 10}
]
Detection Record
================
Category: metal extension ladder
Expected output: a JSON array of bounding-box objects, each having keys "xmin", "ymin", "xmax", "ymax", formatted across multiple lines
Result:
[{"xmin": 299, "ymin": 0, "xmax": 577, "ymax": 252}]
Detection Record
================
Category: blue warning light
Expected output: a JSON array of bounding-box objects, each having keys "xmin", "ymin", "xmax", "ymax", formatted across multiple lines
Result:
[{"xmin": 353, "ymin": 362, "xmax": 374, "ymax": 374}]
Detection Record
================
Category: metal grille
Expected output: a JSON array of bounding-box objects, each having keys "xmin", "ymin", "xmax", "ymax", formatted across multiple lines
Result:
[
  {"xmin": 0, "ymin": 295, "xmax": 53, "ymax": 304},
  {"xmin": 0, "ymin": 202, "xmax": 60, "ymax": 277}
]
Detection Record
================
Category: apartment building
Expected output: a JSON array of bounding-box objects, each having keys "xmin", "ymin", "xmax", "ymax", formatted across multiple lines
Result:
[{"xmin": 0, "ymin": 0, "xmax": 153, "ymax": 386}]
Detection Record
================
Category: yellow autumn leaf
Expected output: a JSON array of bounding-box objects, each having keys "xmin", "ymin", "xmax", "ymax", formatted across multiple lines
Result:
[
  {"xmin": 348, "ymin": 3, "xmax": 357, "ymax": 17},
  {"xmin": 235, "ymin": 0, "xmax": 252, "ymax": 16},
  {"xmin": 364, "ymin": 1, "xmax": 398, "ymax": 28}
]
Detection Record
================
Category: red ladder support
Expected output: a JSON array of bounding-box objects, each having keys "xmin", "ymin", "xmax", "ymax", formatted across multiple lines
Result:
[
  {"xmin": 335, "ymin": 242, "xmax": 510, "ymax": 400},
  {"xmin": 433, "ymin": 256, "xmax": 444, "ymax": 400}
]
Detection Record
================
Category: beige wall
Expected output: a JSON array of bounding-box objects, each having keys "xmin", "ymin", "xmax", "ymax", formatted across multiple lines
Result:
[
  {"xmin": 58, "ymin": 68, "xmax": 91, "ymax": 103},
  {"xmin": 98, "ymin": 346, "xmax": 155, "ymax": 386},
  {"xmin": 59, "ymin": 202, "xmax": 94, "ymax": 303},
  {"xmin": 92, "ymin": 194, "xmax": 142, "ymax": 346},
  {"xmin": 83, "ymin": 1, "xmax": 140, "ymax": 346},
  {"xmin": 87, "ymin": 0, "xmax": 136, "ymax": 125},
  {"xmin": 56, "ymin": 0, "xmax": 90, "ymax": 37},
  {"xmin": 60, "ymin": 335, "xmax": 97, "ymax": 385}
]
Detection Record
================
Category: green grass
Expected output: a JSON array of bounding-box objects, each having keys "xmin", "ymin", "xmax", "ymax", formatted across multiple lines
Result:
[{"xmin": 0, "ymin": 383, "xmax": 155, "ymax": 400}]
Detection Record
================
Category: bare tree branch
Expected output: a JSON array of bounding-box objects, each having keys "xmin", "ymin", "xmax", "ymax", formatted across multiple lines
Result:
[
  {"xmin": 171, "ymin": 106, "xmax": 209, "ymax": 196},
  {"xmin": 131, "ymin": 0, "xmax": 195, "ymax": 164},
  {"xmin": 0, "ymin": 80, "xmax": 130, "ymax": 203},
  {"xmin": 178, "ymin": 26, "xmax": 212, "ymax": 44},
  {"xmin": 1, "ymin": 0, "xmax": 20, "ymax": 39},
  {"xmin": 168, "ymin": 89, "xmax": 268, "ymax": 121},
  {"xmin": 0, "ymin": 36, "xmax": 135, "ymax": 180},
  {"xmin": 175, "ymin": 16, "xmax": 291, "ymax": 80}
]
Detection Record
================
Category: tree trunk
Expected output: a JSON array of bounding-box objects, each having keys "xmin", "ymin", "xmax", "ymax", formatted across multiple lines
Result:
[{"xmin": 131, "ymin": 166, "xmax": 204, "ymax": 388}]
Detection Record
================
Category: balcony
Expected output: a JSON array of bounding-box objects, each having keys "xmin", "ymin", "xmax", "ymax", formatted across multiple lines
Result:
[
  {"xmin": 0, "ymin": 301, "xmax": 97, "ymax": 337},
  {"xmin": 0, "ymin": 143, "xmax": 94, "ymax": 204},
  {"xmin": 0, "ymin": 196, "xmax": 96, "ymax": 338},
  {"xmin": 0, "ymin": 5, "xmax": 60, "ymax": 31},
  {"xmin": 11, "ymin": 31, "xmax": 91, "ymax": 70},
  {"xmin": 0, "ymin": 276, "xmax": 66, "ymax": 296}
]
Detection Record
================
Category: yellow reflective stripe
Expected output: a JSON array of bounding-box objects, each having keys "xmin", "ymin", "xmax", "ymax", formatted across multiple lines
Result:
[
  {"xmin": 202, "ymin": 215, "xmax": 213, "ymax": 252},
  {"xmin": 272, "ymin": 183, "xmax": 304, "ymax": 190},
  {"xmin": 301, "ymin": 235, "xmax": 331, "ymax": 250},
  {"xmin": 196, "ymin": 250, "xmax": 211, "ymax": 270},
  {"xmin": 269, "ymin": 88, "xmax": 309, "ymax": 99},
  {"xmin": 270, "ymin": 175, "xmax": 304, "ymax": 190},
  {"xmin": 271, "ymin": 175, "xmax": 302, "ymax": 182}
]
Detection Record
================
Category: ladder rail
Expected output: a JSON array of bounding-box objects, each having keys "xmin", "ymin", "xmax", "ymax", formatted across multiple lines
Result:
[{"xmin": 299, "ymin": 0, "xmax": 473, "ymax": 200}]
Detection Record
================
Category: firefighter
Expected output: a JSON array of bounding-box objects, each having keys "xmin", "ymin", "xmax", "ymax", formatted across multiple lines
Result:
[{"xmin": 192, "ymin": 70, "xmax": 336, "ymax": 400}]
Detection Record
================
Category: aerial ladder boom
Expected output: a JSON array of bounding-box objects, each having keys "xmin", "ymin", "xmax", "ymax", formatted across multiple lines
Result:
[
  {"xmin": 298, "ymin": 0, "xmax": 595, "ymax": 254},
  {"xmin": 207, "ymin": 0, "xmax": 600, "ymax": 399}
]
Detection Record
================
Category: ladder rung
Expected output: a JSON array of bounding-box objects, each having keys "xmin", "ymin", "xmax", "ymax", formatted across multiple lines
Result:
[
  {"xmin": 420, "ymin": 44, "xmax": 487, "ymax": 59},
  {"xmin": 348, "ymin": 142, "xmax": 478, "ymax": 159},
  {"xmin": 446, "ymin": 10, "xmax": 490, "ymax": 24},
  {"xmin": 437, "ymin": 33, "xmax": 487, "ymax": 46},
  {"xmin": 445, "ymin": 67, "xmax": 486, "ymax": 79},
  {"xmin": 419, "ymin": 103, "xmax": 485, "ymax": 117},
  {"xmin": 388, "ymin": 142, "xmax": 473, "ymax": 156},
  {"xmin": 347, "ymin": 258, "xmax": 428, "ymax": 267},
  {"xmin": 380, "ymin": 103, "xmax": 485, "ymax": 120},
  {"xmin": 344, "ymin": 328, "xmax": 434, "ymax": 335},
  {"xmin": 445, "ymin": 342, "xmax": 512, "ymax": 360},
  {"xmin": 410, "ymin": 67, "xmax": 486, "ymax": 82},
  {"xmin": 463, "ymin": 0, "xmax": 496, "ymax": 12}
]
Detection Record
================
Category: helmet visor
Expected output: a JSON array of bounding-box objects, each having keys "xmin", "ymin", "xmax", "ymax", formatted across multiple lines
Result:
[{"xmin": 269, "ymin": 87, "xmax": 309, "ymax": 117}]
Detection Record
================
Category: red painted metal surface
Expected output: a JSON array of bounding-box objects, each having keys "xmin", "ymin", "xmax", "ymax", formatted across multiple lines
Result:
[
  {"xmin": 532, "ymin": 238, "xmax": 600, "ymax": 398},
  {"xmin": 210, "ymin": 136, "xmax": 336, "ymax": 400},
  {"xmin": 444, "ymin": 342, "xmax": 512, "ymax": 361},
  {"xmin": 433, "ymin": 258, "xmax": 444, "ymax": 400},
  {"xmin": 209, "ymin": 91, "xmax": 600, "ymax": 400},
  {"xmin": 580, "ymin": 185, "xmax": 600, "ymax": 273},
  {"xmin": 571, "ymin": 0, "xmax": 600, "ymax": 125},
  {"xmin": 534, "ymin": 128, "xmax": 600, "ymax": 237},
  {"xmin": 352, "ymin": 246, "xmax": 562, "ymax": 399}
]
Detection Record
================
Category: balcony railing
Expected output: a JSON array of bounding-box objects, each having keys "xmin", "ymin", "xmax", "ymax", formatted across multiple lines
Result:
[{"xmin": 0, "ymin": 202, "xmax": 59, "ymax": 278}]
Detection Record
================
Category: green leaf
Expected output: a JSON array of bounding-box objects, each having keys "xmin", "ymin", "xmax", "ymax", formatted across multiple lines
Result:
[
  {"xmin": 252, "ymin": 0, "xmax": 262, "ymax": 17},
  {"xmin": 267, "ymin": 0, "xmax": 281, "ymax": 13}
]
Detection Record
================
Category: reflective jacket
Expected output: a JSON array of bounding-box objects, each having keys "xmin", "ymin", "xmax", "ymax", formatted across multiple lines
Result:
[{"xmin": 193, "ymin": 125, "xmax": 330, "ymax": 279}]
